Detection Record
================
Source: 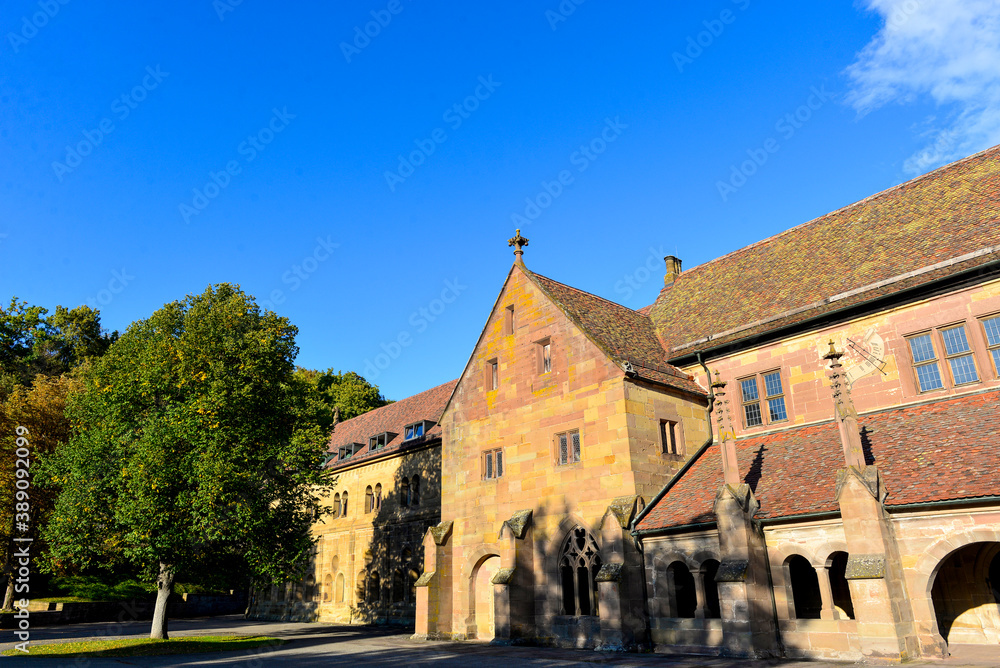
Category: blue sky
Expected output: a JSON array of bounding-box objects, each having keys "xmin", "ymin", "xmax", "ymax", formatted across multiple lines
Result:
[{"xmin": 3, "ymin": 0, "xmax": 999, "ymax": 400}]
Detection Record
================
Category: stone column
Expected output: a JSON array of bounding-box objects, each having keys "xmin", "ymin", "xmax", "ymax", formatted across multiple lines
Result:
[
  {"xmin": 711, "ymin": 375, "xmax": 780, "ymax": 659},
  {"xmin": 493, "ymin": 509, "xmax": 533, "ymax": 643},
  {"xmin": 824, "ymin": 343, "xmax": 920, "ymax": 661},
  {"xmin": 815, "ymin": 564, "xmax": 837, "ymax": 621},
  {"xmin": 413, "ymin": 520, "xmax": 453, "ymax": 640},
  {"xmin": 694, "ymin": 572, "xmax": 708, "ymax": 619},
  {"xmin": 597, "ymin": 496, "xmax": 649, "ymax": 651}
]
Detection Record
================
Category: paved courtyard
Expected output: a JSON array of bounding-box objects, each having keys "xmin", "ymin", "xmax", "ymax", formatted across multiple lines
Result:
[{"xmin": 2, "ymin": 616, "xmax": 998, "ymax": 667}]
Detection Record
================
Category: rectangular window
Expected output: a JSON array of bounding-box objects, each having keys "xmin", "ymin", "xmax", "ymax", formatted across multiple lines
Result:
[
  {"xmin": 982, "ymin": 314, "xmax": 1000, "ymax": 376},
  {"xmin": 941, "ymin": 324, "xmax": 979, "ymax": 385},
  {"xmin": 738, "ymin": 370, "xmax": 789, "ymax": 428},
  {"xmin": 542, "ymin": 342, "xmax": 552, "ymax": 373},
  {"xmin": 557, "ymin": 430, "xmax": 581, "ymax": 465},
  {"xmin": 908, "ymin": 332, "xmax": 944, "ymax": 391},
  {"xmin": 762, "ymin": 370, "xmax": 788, "ymax": 422},
  {"xmin": 504, "ymin": 305, "xmax": 514, "ymax": 335},
  {"xmin": 339, "ymin": 443, "xmax": 362, "ymax": 459},
  {"xmin": 483, "ymin": 448, "xmax": 504, "ymax": 479},
  {"xmin": 660, "ymin": 420, "xmax": 680, "ymax": 455},
  {"xmin": 491, "ymin": 360, "xmax": 498, "ymax": 390},
  {"xmin": 739, "ymin": 377, "xmax": 763, "ymax": 427},
  {"xmin": 369, "ymin": 433, "xmax": 387, "ymax": 450},
  {"xmin": 404, "ymin": 422, "xmax": 425, "ymax": 441}
]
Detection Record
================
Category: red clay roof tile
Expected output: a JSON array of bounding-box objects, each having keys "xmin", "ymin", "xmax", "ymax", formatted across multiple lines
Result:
[
  {"xmin": 636, "ymin": 389, "xmax": 1000, "ymax": 531},
  {"xmin": 650, "ymin": 144, "xmax": 1000, "ymax": 357},
  {"xmin": 324, "ymin": 379, "xmax": 457, "ymax": 470},
  {"xmin": 524, "ymin": 269, "xmax": 705, "ymax": 396}
]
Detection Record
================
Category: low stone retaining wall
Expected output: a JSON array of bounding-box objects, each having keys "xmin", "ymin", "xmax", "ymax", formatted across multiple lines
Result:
[{"xmin": 0, "ymin": 592, "xmax": 246, "ymax": 629}]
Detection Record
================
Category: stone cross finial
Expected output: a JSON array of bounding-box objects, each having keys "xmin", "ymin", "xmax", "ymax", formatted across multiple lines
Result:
[
  {"xmin": 824, "ymin": 340, "xmax": 865, "ymax": 468},
  {"xmin": 508, "ymin": 229, "xmax": 529, "ymax": 262},
  {"xmin": 711, "ymin": 371, "xmax": 741, "ymax": 486}
]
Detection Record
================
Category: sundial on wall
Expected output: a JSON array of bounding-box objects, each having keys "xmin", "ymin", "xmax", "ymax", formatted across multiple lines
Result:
[{"xmin": 844, "ymin": 327, "xmax": 887, "ymax": 385}]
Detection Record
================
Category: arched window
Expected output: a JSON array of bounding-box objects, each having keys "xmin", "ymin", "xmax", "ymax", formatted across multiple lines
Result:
[
  {"xmin": 665, "ymin": 562, "xmax": 697, "ymax": 618},
  {"xmin": 400, "ymin": 478, "xmax": 410, "ymax": 507},
  {"xmin": 411, "ymin": 475, "xmax": 420, "ymax": 506},
  {"xmin": 323, "ymin": 574, "xmax": 333, "ymax": 602},
  {"xmin": 333, "ymin": 493, "xmax": 341, "ymax": 517},
  {"xmin": 357, "ymin": 570, "xmax": 367, "ymax": 602},
  {"xmin": 335, "ymin": 572, "xmax": 345, "ymax": 603},
  {"xmin": 559, "ymin": 526, "xmax": 602, "ymax": 616},
  {"xmin": 786, "ymin": 555, "xmax": 822, "ymax": 619},
  {"xmin": 392, "ymin": 570, "xmax": 405, "ymax": 603},
  {"xmin": 365, "ymin": 486, "xmax": 373, "ymax": 513},
  {"xmin": 368, "ymin": 571, "xmax": 381, "ymax": 604},
  {"xmin": 402, "ymin": 547, "xmax": 412, "ymax": 565},
  {"xmin": 341, "ymin": 490, "xmax": 348, "ymax": 516},
  {"xmin": 828, "ymin": 551, "xmax": 854, "ymax": 619},
  {"xmin": 408, "ymin": 569, "xmax": 418, "ymax": 603},
  {"xmin": 374, "ymin": 483, "xmax": 382, "ymax": 511},
  {"xmin": 702, "ymin": 559, "xmax": 721, "ymax": 619}
]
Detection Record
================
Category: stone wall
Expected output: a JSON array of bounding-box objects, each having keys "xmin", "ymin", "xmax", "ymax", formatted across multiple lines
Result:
[
  {"xmin": 678, "ymin": 279, "xmax": 1000, "ymax": 436},
  {"xmin": 435, "ymin": 264, "xmax": 706, "ymax": 646},
  {"xmin": 250, "ymin": 443, "xmax": 441, "ymax": 626}
]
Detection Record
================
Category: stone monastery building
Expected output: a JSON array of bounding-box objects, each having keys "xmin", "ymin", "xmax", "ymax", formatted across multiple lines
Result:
[{"xmin": 253, "ymin": 146, "xmax": 1000, "ymax": 661}]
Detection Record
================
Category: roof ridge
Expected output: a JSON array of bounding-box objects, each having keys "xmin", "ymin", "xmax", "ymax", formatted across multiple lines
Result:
[{"xmin": 676, "ymin": 143, "xmax": 1000, "ymax": 278}]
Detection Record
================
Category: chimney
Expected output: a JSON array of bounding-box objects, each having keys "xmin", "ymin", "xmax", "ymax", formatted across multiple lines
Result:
[{"xmin": 664, "ymin": 255, "xmax": 682, "ymax": 286}]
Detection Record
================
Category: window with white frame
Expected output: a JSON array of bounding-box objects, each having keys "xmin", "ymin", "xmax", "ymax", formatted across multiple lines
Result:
[
  {"xmin": 907, "ymin": 323, "xmax": 984, "ymax": 391},
  {"xmin": 738, "ymin": 370, "xmax": 788, "ymax": 428}
]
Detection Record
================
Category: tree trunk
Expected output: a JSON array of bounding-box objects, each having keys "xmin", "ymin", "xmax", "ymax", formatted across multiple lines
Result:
[
  {"xmin": 149, "ymin": 562, "xmax": 175, "ymax": 640},
  {"xmin": 2, "ymin": 576, "xmax": 13, "ymax": 611},
  {"xmin": 2, "ymin": 515, "xmax": 15, "ymax": 610}
]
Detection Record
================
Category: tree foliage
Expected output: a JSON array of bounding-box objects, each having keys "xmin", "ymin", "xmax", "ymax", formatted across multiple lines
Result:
[
  {"xmin": 35, "ymin": 284, "xmax": 332, "ymax": 637},
  {"xmin": 293, "ymin": 368, "xmax": 389, "ymax": 433},
  {"xmin": 0, "ymin": 374, "xmax": 81, "ymax": 608},
  {"xmin": 0, "ymin": 299, "xmax": 116, "ymax": 395}
]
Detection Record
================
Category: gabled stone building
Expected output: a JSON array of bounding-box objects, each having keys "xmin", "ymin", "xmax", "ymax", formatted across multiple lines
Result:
[
  {"xmin": 272, "ymin": 144, "xmax": 1000, "ymax": 662},
  {"xmin": 249, "ymin": 380, "xmax": 455, "ymax": 624}
]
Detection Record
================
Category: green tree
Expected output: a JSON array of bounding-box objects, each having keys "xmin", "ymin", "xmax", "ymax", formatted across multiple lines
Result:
[
  {"xmin": 0, "ymin": 299, "xmax": 116, "ymax": 392},
  {"xmin": 293, "ymin": 368, "xmax": 389, "ymax": 433},
  {"xmin": 0, "ymin": 374, "xmax": 80, "ymax": 609},
  {"xmin": 36, "ymin": 284, "xmax": 331, "ymax": 639}
]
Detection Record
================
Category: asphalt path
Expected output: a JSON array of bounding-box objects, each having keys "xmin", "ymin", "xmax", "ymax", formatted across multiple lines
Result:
[{"xmin": 2, "ymin": 615, "xmax": 997, "ymax": 667}]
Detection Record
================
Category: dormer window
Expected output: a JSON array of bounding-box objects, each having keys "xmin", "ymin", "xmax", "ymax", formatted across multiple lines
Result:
[
  {"xmin": 338, "ymin": 443, "xmax": 363, "ymax": 460},
  {"xmin": 369, "ymin": 433, "xmax": 391, "ymax": 450},
  {"xmin": 404, "ymin": 422, "xmax": 428, "ymax": 441}
]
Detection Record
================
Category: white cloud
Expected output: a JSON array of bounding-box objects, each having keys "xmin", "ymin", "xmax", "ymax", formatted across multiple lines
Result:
[{"xmin": 845, "ymin": 0, "xmax": 1000, "ymax": 173}]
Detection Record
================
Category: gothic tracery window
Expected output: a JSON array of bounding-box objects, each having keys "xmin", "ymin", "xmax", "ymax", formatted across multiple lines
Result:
[{"xmin": 559, "ymin": 526, "xmax": 602, "ymax": 616}]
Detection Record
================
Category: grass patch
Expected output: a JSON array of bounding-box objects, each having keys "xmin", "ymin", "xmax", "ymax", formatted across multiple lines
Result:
[{"xmin": 1, "ymin": 635, "xmax": 285, "ymax": 658}]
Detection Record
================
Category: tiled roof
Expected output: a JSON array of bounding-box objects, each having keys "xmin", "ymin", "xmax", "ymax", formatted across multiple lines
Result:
[
  {"xmin": 524, "ymin": 269, "xmax": 705, "ymax": 396},
  {"xmin": 324, "ymin": 379, "xmax": 458, "ymax": 470},
  {"xmin": 636, "ymin": 389, "xmax": 1000, "ymax": 532},
  {"xmin": 650, "ymin": 144, "xmax": 1000, "ymax": 358}
]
